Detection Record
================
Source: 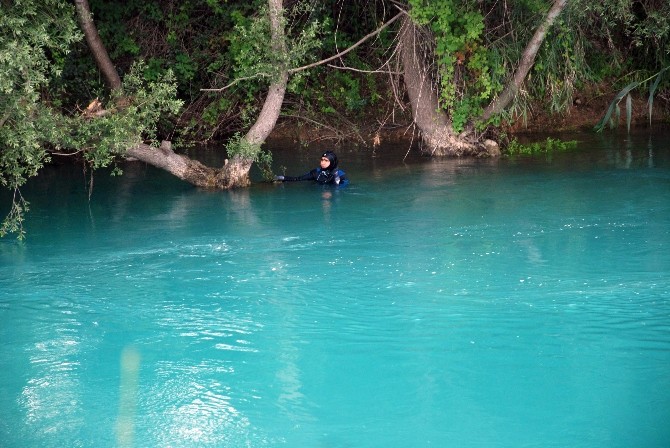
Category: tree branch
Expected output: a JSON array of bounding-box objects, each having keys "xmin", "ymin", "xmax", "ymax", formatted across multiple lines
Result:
[
  {"xmin": 201, "ymin": 73, "xmax": 272, "ymax": 92},
  {"xmin": 74, "ymin": 0, "xmax": 122, "ymax": 90},
  {"xmin": 326, "ymin": 64, "xmax": 402, "ymax": 75},
  {"xmin": 201, "ymin": 11, "xmax": 403, "ymax": 93}
]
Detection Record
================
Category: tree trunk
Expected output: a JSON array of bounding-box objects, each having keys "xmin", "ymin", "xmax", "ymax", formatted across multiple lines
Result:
[
  {"xmin": 478, "ymin": 0, "xmax": 568, "ymax": 123},
  {"xmin": 127, "ymin": 141, "xmax": 220, "ymax": 187},
  {"xmin": 74, "ymin": 0, "xmax": 122, "ymax": 91},
  {"xmin": 127, "ymin": 142, "xmax": 259, "ymax": 189},
  {"xmin": 215, "ymin": 0, "xmax": 288, "ymax": 188},
  {"xmin": 399, "ymin": 16, "xmax": 481, "ymax": 156}
]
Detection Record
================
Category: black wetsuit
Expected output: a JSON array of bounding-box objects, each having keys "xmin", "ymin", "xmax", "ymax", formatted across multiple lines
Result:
[{"xmin": 282, "ymin": 167, "xmax": 348, "ymax": 186}]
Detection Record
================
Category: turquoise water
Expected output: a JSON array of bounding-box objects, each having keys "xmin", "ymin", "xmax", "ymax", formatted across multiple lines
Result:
[{"xmin": 1, "ymin": 132, "xmax": 670, "ymax": 447}]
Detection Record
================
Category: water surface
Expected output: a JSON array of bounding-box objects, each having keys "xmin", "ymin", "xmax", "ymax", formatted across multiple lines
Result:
[{"xmin": 1, "ymin": 132, "xmax": 669, "ymax": 447}]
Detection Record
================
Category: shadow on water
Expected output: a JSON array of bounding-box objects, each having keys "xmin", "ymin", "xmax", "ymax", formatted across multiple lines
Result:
[
  {"xmin": 511, "ymin": 129, "xmax": 670, "ymax": 170},
  {"xmin": 0, "ymin": 129, "xmax": 667, "ymax": 251},
  {"xmin": 1, "ymin": 130, "xmax": 669, "ymax": 227}
]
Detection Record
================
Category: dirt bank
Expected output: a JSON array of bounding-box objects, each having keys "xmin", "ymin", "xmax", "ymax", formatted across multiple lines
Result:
[{"xmin": 507, "ymin": 91, "xmax": 669, "ymax": 134}]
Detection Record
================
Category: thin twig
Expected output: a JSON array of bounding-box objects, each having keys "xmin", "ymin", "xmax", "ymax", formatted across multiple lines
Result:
[
  {"xmin": 47, "ymin": 148, "xmax": 87, "ymax": 157},
  {"xmin": 289, "ymin": 12, "xmax": 402, "ymax": 74},
  {"xmin": 326, "ymin": 64, "xmax": 402, "ymax": 75},
  {"xmin": 403, "ymin": 123, "xmax": 417, "ymax": 162}
]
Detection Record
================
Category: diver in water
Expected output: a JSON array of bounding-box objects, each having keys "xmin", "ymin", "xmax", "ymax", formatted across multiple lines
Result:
[{"xmin": 274, "ymin": 151, "xmax": 348, "ymax": 186}]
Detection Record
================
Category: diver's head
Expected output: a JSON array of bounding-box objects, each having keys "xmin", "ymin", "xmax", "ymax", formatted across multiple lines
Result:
[{"xmin": 320, "ymin": 151, "xmax": 338, "ymax": 170}]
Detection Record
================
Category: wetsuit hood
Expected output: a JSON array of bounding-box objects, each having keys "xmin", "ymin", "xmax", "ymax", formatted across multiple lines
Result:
[
  {"xmin": 316, "ymin": 151, "xmax": 339, "ymax": 184},
  {"xmin": 322, "ymin": 151, "xmax": 338, "ymax": 170}
]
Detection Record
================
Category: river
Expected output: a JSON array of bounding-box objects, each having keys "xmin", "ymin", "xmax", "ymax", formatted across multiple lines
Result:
[{"xmin": 1, "ymin": 130, "xmax": 669, "ymax": 447}]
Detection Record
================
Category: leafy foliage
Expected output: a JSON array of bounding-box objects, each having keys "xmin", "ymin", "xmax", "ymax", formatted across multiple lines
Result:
[
  {"xmin": 1, "ymin": 1, "xmax": 182, "ymax": 238},
  {"xmin": 0, "ymin": 188, "xmax": 29, "ymax": 239},
  {"xmin": 0, "ymin": 0, "xmax": 81, "ymax": 189},
  {"xmin": 58, "ymin": 62, "xmax": 183, "ymax": 169},
  {"xmin": 505, "ymin": 137, "xmax": 578, "ymax": 156},
  {"xmin": 0, "ymin": 0, "xmax": 79, "ymax": 237}
]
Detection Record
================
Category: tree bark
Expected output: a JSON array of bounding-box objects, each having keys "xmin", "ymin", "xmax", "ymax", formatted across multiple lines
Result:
[
  {"xmin": 127, "ymin": 141, "xmax": 220, "ymax": 187},
  {"xmin": 399, "ymin": 15, "xmax": 479, "ymax": 156},
  {"xmin": 478, "ymin": 0, "xmax": 568, "ymax": 122},
  {"xmin": 127, "ymin": 142, "xmax": 259, "ymax": 189},
  {"xmin": 74, "ymin": 0, "xmax": 122, "ymax": 91}
]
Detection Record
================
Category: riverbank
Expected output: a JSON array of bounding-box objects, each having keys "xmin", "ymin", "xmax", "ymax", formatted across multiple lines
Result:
[{"xmin": 267, "ymin": 90, "xmax": 670, "ymax": 148}]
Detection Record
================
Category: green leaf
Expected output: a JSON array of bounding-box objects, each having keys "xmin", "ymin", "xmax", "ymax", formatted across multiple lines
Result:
[
  {"xmin": 594, "ymin": 82, "xmax": 638, "ymax": 132},
  {"xmin": 614, "ymin": 103, "xmax": 620, "ymax": 130},
  {"xmin": 648, "ymin": 69, "xmax": 667, "ymax": 126}
]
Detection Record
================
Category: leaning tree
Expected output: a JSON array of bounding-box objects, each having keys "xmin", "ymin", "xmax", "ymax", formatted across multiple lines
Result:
[{"xmin": 74, "ymin": 0, "xmax": 287, "ymax": 189}]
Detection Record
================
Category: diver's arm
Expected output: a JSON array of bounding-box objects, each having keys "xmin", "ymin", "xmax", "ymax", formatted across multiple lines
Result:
[{"xmin": 276, "ymin": 169, "xmax": 318, "ymax": 182}]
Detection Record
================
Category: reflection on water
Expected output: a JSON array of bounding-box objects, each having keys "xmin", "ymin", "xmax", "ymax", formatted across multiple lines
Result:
[
  {"xmin": 116, "ymin": 346, "xmax": 140, "ymax": 448},
  {"xmin": 1, "ymin": 131, "xmax": 670, "ymax": 447}
]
